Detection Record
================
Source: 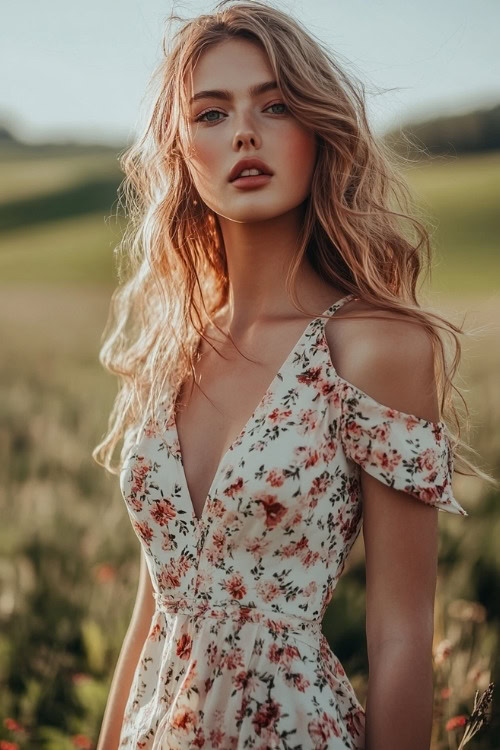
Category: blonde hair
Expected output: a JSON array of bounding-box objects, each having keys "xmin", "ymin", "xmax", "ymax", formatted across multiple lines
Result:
[{"xmin": 92, "ymin": 0, "xmax": 496, "ymax": 494}]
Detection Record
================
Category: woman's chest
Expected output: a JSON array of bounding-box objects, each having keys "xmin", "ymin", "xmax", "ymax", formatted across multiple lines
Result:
[
  {"xmin": 125, "ymin": 375, "xmax": 354, "ymax": 535},
  {"xmin": 174, "ymin": 321, "xmax": 322, "ymax": 521}
]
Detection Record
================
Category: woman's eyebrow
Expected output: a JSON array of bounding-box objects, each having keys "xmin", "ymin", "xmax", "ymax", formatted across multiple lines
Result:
[{"xmin": 189, "ymin": 80, "xmax": 278, "ymax": 105}]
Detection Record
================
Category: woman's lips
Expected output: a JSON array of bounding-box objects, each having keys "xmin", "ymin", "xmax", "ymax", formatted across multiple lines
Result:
[{"xmin": 230, "ymin": 174, "xmax": 273, "ymax": 189}]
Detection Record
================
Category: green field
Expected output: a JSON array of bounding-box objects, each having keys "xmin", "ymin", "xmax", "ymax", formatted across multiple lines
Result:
[
  {"xmin": 0, "ymin": 148, "xmax": 498, "ymax": 749},
  {"xmin": 0, "ymin": 147, "xmax": 498, "ymax": 293},
  {"xmin": 407, "ymin": 149, "xmax": 500, "ymax": 295}
]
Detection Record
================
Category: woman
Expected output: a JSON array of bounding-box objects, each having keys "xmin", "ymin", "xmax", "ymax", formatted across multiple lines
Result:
[{"xmin": 94, "ymin": 2, "xmax": 491, "ymax": 748}]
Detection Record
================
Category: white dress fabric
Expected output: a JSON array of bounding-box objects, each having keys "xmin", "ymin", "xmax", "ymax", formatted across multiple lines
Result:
[{"xmin": 118, "ymin": 293, "xmax": 468, "ymax": 749}]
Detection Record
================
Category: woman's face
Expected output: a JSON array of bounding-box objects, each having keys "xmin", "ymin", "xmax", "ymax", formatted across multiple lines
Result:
[{"xmin": 183, "ymin": 38, "xmax": 317, "ymax": 224}]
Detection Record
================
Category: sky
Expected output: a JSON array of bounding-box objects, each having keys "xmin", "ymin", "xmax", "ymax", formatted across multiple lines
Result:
[{"xmin": 1, "ymin": 0, "xmax": 499, "ymax": 147}]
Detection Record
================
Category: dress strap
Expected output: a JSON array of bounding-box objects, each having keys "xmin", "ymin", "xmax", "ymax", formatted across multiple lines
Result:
[{"xmin": 318, "ymin": 293, "xmax": 358, "ymax": 324}]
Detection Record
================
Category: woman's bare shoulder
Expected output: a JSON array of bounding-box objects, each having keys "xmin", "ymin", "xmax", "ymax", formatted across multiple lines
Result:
[
  {"xmin": 324, "ymin": 297, "xmax": 439, "ymax": 421},
  {"xmin": 327, "ymin": 297, "xmax": 433, "ymax": 355}
]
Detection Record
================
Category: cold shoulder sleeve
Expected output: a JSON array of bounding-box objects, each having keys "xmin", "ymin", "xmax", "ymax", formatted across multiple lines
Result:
[{"xmin": 337, "ymin": 377, "xmax": 468, "ymax": 516}]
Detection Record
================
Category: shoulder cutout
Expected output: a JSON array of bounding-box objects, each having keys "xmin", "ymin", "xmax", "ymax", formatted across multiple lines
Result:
[{"xmin": 323, "ymin": 305, "xmax": 468, "ymax": 517}]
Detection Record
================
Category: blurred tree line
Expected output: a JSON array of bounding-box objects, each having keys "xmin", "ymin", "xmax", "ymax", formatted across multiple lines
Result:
[{"xmin": 384, "ymin": 101, "xmax": 500, "ymax": 158}]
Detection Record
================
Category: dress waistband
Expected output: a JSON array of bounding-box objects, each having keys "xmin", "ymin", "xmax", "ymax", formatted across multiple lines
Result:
[{"xmin": 153, "ymin": 592, "xmax": 324, "ymax": 653}]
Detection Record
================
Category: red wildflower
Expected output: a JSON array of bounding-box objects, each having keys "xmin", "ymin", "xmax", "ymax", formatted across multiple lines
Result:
[
  {"xmin": 72, "ymin": 734, "xmax": 93, "ymax": 748},
  {"xmin": 445, "ymin": 715, "xmax": 467, "ymax": 731},
  {"xmin": 3, "ymin": 718, "xmax": 24, "ymax": 732}
]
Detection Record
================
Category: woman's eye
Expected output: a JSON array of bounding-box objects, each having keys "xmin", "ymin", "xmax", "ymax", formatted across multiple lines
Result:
[
  {"xmin": 195, "ymin": 109, "xmax": 224, "ymax": 123},
  {"xmin": 266, "ymin": 102, "xmax": 287, "ymax": 115},
  {"xmin": 194, "ymin": 102, "xmax": 288, "ymax": 123}
]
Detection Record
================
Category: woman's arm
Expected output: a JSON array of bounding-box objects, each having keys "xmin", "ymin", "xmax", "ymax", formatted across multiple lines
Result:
[
  {"xmin": 362, "ymin": 466, "xmax": 438, "ymax": 750},
  {"xmin": 96, "ymin": 546, "xmax": 156, "ymax": 750},
  {"xmin": 326, "ymin": 311, "xmax": 441, "ymax": 749}
]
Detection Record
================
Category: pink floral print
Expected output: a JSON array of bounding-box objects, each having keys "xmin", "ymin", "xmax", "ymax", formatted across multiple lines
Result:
[{"xmin": 118, "ymin": 293, "xmax": 467, "ymax": 750}]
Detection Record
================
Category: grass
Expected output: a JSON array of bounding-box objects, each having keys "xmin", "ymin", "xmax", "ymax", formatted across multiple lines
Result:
[{"xmin": 0, "ymin": 212, "xmax": 121, "ymax": 284}]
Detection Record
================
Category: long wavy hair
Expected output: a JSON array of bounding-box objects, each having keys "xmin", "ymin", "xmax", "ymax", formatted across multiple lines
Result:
[{"xmin": 92, "ymin": 0, "xmax": 495, "ymax": 494}]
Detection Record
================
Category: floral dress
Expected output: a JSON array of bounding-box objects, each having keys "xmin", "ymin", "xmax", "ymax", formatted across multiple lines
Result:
[{"xmin": 118, "ymin": 292, "xmax": 468, "ymax": 750}]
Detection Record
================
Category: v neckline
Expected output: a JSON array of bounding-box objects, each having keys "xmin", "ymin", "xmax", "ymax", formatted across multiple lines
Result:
[{"xmin": 172, "ymin": 293, "xmax": 356, "ymax": 530}]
